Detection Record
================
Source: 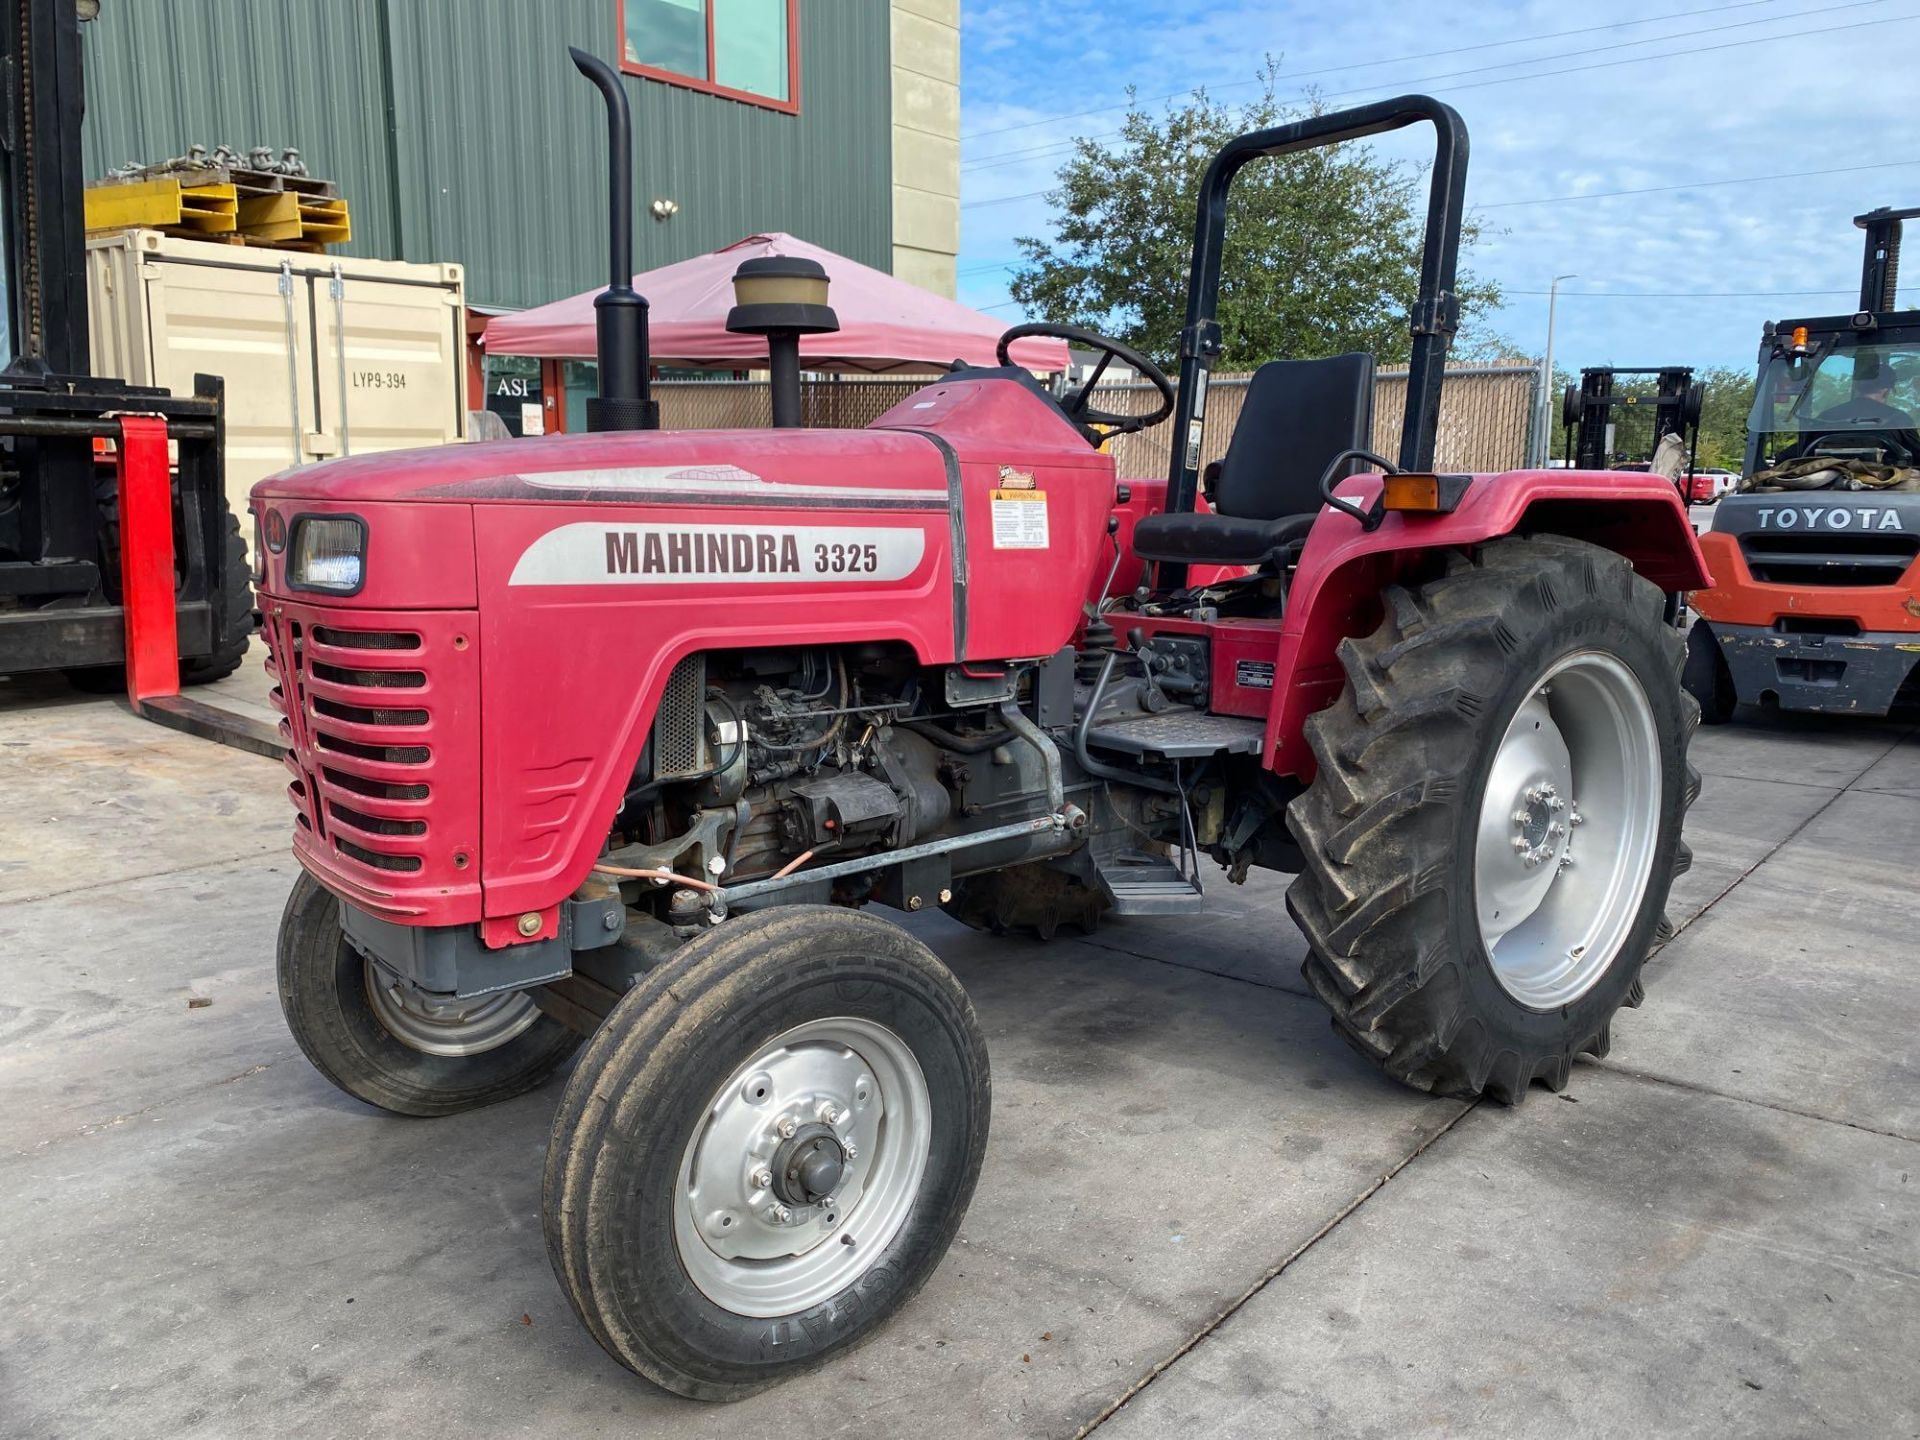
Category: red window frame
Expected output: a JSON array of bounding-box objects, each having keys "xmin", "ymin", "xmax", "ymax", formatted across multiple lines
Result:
[{"xmin": 617, "ymin": 0, "xmax": 801, "ymax": 115}]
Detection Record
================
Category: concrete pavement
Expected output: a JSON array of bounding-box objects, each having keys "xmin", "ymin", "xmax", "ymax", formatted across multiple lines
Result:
[{"xmin": 1, "ymin": 674, "xmax": 1915, "ymax": 1438}]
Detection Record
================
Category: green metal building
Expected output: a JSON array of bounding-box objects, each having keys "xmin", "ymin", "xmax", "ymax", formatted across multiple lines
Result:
[{"xmin": 78, "ymin": 0, "xmax": 961, "ymax": 312}]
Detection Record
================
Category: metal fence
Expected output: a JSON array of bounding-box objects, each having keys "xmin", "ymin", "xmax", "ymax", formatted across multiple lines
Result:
[
  {"xmin": 650, "ymin": 365, "xmax": 1541, "ymax": 477},
  {"xmin": 1094, "ymin": 365, "xmax": 1542, "ymax": 479},
  {"xmin": 654, "ymin": 378, "xmax": 922, "ymax": 432}
]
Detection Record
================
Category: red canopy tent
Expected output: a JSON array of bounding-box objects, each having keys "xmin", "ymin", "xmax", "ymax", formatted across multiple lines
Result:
[{"xmin": 482, "ymin": 232, "xmax": 1068, "ymax": 375}]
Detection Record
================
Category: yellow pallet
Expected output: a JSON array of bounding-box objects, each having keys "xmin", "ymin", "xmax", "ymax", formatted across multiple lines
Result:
[
  {"xmin": 86, "ymin": 176, "xmax": 237, "ymax": 234},
  {"xmin": 297, "ymin": 196, "xmax": 351, "ymax": 246},
  {"xmin": 235, "ymin": 192, "xmax": 303, "ymax": 242}
]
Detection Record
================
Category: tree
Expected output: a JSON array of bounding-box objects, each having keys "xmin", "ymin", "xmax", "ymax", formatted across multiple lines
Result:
[
  {"xmin": 1007, "ymin": 71, "xmax": 1504, "ymax": 372},
  {"xmin": 1693, "ymin": 366, "xmax": 1756, "ymax": 470}
]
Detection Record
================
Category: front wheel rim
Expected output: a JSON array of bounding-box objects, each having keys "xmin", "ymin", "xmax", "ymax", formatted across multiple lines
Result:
[
  {"xmin": 1472, "ymin": 650, "xmax": 1663, "ymax": 1010},
  {"xmin": 363, "ymin": 959, "xmax": 540, "ymax": 1056},
  {"xmin": 673, "ymin": 1016, "xmax": 932, "ymax": 1319}
]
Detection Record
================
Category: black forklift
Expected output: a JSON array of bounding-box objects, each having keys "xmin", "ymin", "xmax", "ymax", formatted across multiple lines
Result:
[
  {"xmin": 1561, "ymin": 365, "xmax": 1704, "ymax": 480},
  {"xmin": 0, "ymin": 0, "xmax": 254, "ymax": 703}
]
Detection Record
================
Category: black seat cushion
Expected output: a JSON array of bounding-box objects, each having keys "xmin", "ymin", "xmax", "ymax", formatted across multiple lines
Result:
[
  {"xmin": 1214, "ymin": 352, "xmax": 1376, "ymax": 521},
  {"xmin": 1132, "ymin": 352, "xmax": 1376, "ymax": 568}
]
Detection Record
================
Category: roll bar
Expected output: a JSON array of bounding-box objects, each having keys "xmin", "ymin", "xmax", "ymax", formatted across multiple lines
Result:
[{"xmin": 1163, "ymin": 95, "xmax": 1469, "ymax": 525}]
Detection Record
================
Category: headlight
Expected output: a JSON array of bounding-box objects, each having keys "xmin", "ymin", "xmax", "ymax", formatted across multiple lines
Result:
[{"xmin": 288, "ymin": 515, "xmax": 367, "ymax": 594}]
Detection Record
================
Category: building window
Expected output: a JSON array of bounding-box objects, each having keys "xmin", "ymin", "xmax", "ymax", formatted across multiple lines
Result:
[{"xmin": 621, "ymin": 0, "xmax": 798, "ymax": 113}]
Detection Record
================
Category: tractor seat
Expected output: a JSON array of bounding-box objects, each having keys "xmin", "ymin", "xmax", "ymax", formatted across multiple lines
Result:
[{"xmin": 1132, "ymin": 352, "xmax": 1375, "ymax": 566}]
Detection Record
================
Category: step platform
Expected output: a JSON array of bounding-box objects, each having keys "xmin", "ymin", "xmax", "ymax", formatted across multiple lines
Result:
[
  {"xmin": 1084, "ymin": 708, "xmax": 1265, "ymax": 760},
  {"xmin": 1095, "ymin": 850, "xmax": 1205, "ymax": 915}
]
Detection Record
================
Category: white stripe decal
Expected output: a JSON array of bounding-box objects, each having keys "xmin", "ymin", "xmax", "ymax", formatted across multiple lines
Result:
[
  {"xmin": 510, "ymin": 522, "xmax": 928, "ymax": 587},
  {"xmin": 514, "ymin": 465, "xmax": 941, "ymax": 503}
]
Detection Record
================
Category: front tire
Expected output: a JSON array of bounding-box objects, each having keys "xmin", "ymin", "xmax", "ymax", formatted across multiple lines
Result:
[
  {"xmin": 1286, "ymin": 537, "xmax": 1699, "ymax": 1103},
  {"xmin": 275, "ymin": 873, "xmax": 581, "ymax": 1116},
  {"xmin": 542, "ymin": 906, "xmax": 990, "ymax": 1401}
]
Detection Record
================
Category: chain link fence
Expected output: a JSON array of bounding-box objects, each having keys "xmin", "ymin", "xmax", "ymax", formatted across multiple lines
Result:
[
  {"xmin": 654, "ymin": 378, "xmax": 923, "ymax": 432},
  {"xmin": 650, "ymin": 366, "xmax": 1541, "ymax": 477},
  {"xmin": 1095, "ymin": 365, "xmax": 1541, "ymax": 478}
]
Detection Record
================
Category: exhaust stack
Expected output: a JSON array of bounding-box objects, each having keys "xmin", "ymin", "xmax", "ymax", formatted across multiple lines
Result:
[
  {"xmin": 570, "ymin": 46, "xmax": 659, "ymax": 432},
  {"xmin": 1855, "ymin": 206, "xmax": 1919, "ymax": 315}
]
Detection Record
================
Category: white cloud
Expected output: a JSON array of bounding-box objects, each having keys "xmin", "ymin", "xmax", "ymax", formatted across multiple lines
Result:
[{"xmin": 959, "ymin": 0, "xmax": 1920, "ymax": 364}]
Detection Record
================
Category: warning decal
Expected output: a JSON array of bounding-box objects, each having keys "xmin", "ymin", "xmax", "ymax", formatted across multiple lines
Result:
[{"xmin": 989, "ymin": 489, "xmax": 1050, "ymax": 549}]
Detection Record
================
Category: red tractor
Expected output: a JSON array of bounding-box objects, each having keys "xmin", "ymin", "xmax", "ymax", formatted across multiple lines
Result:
[{"xmin": 257, "ymin": 54, "xmax": 1705, "ymax": 1400}]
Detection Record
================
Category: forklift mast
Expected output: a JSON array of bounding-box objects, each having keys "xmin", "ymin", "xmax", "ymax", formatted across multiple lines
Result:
[
  {"xmin": 1561, "ymin": 365, "xmax": 1703, "ymax": 475},
  {"xmin": 1855, "ymin": 205, "xmax": 1916, "ymax": 315},
  {"xmin": 1, "ymin": 0, "xmax": 91, "ymax": 379}
]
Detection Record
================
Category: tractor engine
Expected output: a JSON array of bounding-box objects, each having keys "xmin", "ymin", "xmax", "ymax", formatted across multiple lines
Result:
[{"xmin": 598, "ymin": 644, "xmax": 1067, "ymax": 931}]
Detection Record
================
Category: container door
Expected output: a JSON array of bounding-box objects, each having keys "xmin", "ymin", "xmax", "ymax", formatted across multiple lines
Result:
[
  {"xmin": 142, "ymin": 256, "xmax": 320, "ymax": 517},
  {"xmin": 311, "ymin": 270, "xmax": 467, "ymax": 462}
]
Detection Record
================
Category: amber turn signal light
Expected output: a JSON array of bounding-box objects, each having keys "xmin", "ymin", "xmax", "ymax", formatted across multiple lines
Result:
[{"xmin": 1380, "ymin": 472, "xmax": 1471, "ymax": 515}]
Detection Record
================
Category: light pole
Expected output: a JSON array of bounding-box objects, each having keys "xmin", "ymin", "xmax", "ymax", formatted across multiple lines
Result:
[{"xmin": 1536, "ymin": 274, "xmax": 1576, "ymax": 465}]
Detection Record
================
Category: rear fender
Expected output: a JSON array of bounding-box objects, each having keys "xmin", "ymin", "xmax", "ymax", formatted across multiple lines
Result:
[{"xmin": 1264, "ymin": 469, "xmax": 1708, "ymax": 781}]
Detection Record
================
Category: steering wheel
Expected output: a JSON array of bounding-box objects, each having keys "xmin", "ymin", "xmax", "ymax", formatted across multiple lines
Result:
[
  {"xmin": 996, "ymin": 322, "xmax": 1176, "ymax": 438},
  {"xmin": 1806, "ymin": 430, "xmax": 1919, "ymax": 466}
]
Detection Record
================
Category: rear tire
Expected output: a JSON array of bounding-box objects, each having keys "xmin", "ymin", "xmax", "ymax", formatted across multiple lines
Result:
[
  {"xmin": 276, "ymin": 873, "xmax": 580, "ymax": 1117},
  {"xmin": 543, "ymin": 906, "xmax": 990, "ymax": 1400},
  {"xmin": 1286, "ymin": 537, "xmax": 1699, "ymax": 1104},
  {"xmin": 1682, "ymin": 620, "xmax": 1737, "ymax": 725}
]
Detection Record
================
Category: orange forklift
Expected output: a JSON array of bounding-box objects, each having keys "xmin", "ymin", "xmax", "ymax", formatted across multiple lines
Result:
[{"xmin": 1684, "ymin": 207, "xmax": 1920, "ymax": 722}]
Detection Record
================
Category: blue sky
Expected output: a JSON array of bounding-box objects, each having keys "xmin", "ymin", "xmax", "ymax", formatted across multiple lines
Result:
[{"xmin": 957, "ymin": 0, "xmax": 1920, "ymax": 371}]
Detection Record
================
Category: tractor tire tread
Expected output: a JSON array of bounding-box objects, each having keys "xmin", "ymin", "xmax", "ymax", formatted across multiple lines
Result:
[
  {"xmin": 275, "ymin": 872, "xmax": 580, "ymax": 1117},
  {"xmin": 542, "ymin": 906, "xmax": 990, "ymax": 1401},
  {"xmin": 1285, "ymin": 537, "xmax": 1697, "ymax": 1104}
]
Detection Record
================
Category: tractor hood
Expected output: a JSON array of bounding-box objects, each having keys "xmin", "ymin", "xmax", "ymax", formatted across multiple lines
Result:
[{"xmin": 252, "ymin": 427, "xmax": 953, "ymax": 508}]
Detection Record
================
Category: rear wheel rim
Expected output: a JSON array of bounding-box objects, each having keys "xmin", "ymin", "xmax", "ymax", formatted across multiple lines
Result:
[
  {"xmin": 1472, "ymin": 650, "xmax": 1662, "ymax": 1010},
  {"xmin": 363, "ymin": 959, "xmax": 540, "ymax": 1056},
  {"xmin": 673, "ymin": 1016, "xmax": 931, "ymax": 1319}
]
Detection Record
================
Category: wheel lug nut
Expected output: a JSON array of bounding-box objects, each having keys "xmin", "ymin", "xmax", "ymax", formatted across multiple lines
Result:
[
  {"xmin": 1512, "ymin": 837, "xmax": 1529, "ymax": 853},
  {"xmin": 1570, "ymin": 810, "xmax": 1584, "ymax": 827},
  {"xmin": 842, "ymin": 1140, "xmax": 857, "ymax": 1161},
  {"xmin": 1512, "ymin": 809, "xmax": 1530, "ymax": 826},
  {"xmin": 767, "ymin": 1203, "xmax": 792, "ymax": 1224},
  {"xmin": 777, "ymin": 1117, "xmax": 797, "ymax": 1140},
  {"xmin": 752, "ymin": 1167, "xmax": 773, "ymax": 1190}
]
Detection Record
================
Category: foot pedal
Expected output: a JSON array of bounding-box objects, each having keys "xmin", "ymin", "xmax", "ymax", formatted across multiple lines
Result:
[{"xmin": 1096, "ymin": 850, "xmax": 1205, "ymax": 915}]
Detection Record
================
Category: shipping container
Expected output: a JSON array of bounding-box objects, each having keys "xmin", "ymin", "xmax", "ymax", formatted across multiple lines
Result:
[{"xmin": 87, "ymin": 229, "xmax": 467, "ymax": 513}]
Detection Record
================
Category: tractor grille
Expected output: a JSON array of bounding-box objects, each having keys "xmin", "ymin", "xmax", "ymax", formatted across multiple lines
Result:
[
  {"xmin": 1740, "ymin": 531, "xmax": 1920, "ymax": 587},
  {"xmin": 262, "ymin": 605, "xmax": 479, "ymax": 911}
]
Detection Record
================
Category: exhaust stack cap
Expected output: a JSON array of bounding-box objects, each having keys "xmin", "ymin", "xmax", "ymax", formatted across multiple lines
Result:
[{"xmin": 726, "ymin": 257, "xmax": 841, "ymax": 338}]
